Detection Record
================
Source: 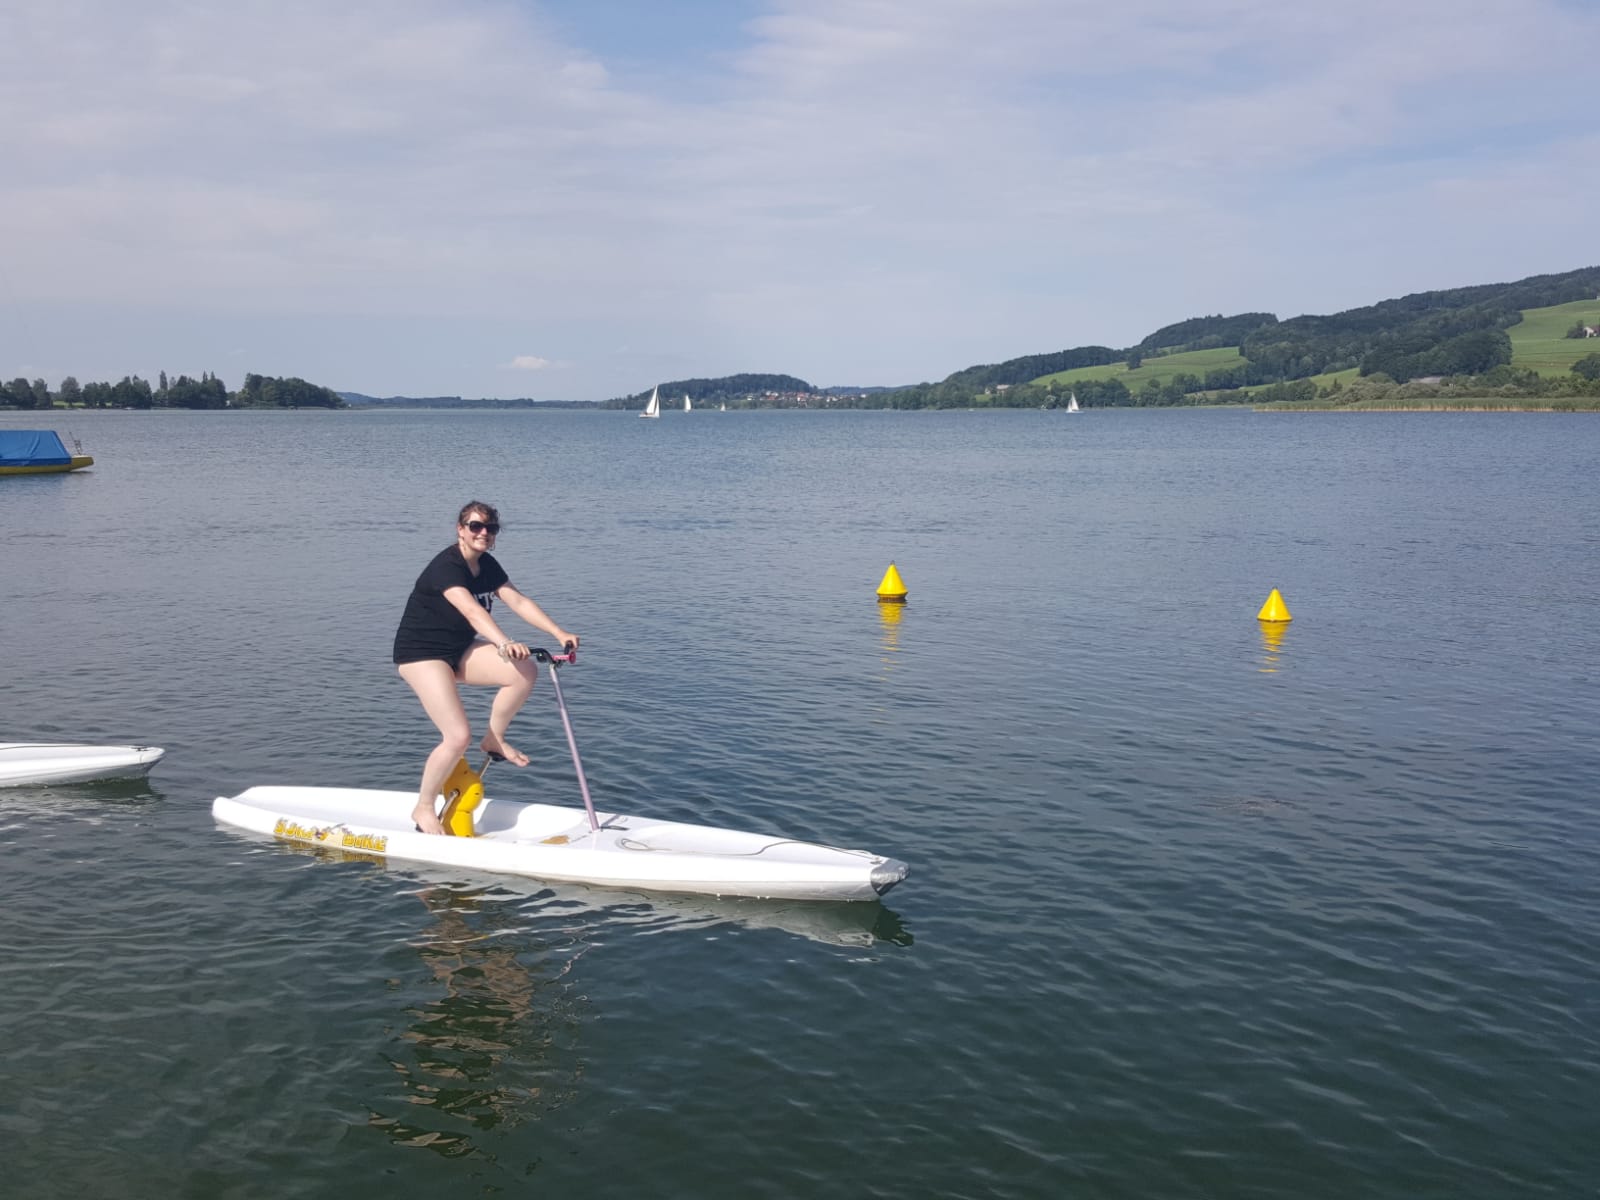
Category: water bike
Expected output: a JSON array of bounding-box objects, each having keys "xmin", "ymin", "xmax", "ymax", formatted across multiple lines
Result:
[
  {"xmin": 213, "ymin": 649, "xmax": 908, "ymax": 902},
  {"xmin": 0, "ymin": 742, "xmax": 164, "ymax": 787}
]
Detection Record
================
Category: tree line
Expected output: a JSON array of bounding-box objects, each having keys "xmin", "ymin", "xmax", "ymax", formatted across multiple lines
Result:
[{"xmin": 1, "ymin": 371, "xmax": 344, "ymax": 410}]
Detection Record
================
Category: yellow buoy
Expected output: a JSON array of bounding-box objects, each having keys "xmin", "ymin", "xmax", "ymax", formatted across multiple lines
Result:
[
  {"xmin": 1256, "ymin": 588, "xmax": 1292, "ymax": 623},
  {"xmin": 876, "ymin": 562, "xmax": 908, "ymax": 603},
  {"xmin": 439, "ymin": 756, "xmax": 484, "ymax": 837}
]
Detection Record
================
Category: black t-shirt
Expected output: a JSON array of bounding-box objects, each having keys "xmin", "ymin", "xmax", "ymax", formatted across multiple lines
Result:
[{"xmin": 392, "ymin": 545, "xmax": 511, "ymax": 665}]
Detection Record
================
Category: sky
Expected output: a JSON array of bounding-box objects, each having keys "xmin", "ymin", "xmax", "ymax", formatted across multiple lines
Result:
[{"xmin": 2, "ymin": 0, "xmax": 1597, "ymax": 402}]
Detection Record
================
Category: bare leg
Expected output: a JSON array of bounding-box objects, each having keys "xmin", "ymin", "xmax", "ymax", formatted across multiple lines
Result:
[
  {"xmin": 397, "ymin": 659, "xmax": 472, "ymax": 834},
  {"xmin": 459, "ymin": 642, "xmax": 537, "ymax": 766}
]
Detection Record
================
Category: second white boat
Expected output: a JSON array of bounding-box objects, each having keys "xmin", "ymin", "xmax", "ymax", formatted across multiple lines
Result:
[{"xmin": 0, "ymin": 742, "xmax": 165, "ymax": 788}]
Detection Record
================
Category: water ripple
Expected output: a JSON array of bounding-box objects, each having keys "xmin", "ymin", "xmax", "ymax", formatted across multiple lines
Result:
[{"xmin": 5, "ymin": 409, "xmax": 1600, "ymax": 1197}]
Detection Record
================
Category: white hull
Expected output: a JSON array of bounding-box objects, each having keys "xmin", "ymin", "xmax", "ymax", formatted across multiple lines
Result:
[
  {"xmin": 213, "ymin": 785, "xmax": 908, "ymax": 902},
  {"xmin": 0, "ymin": 742, "xmax": 165, "ymax": 787}
]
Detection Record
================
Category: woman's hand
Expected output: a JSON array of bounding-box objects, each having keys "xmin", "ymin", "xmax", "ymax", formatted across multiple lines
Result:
[
  {"xmin": 496, "ymin": 640, "xmax": 529, "ymax": 661},
  {"xmin": 554, "ymin": 629, "xmax": 579, "ymax": 652}
]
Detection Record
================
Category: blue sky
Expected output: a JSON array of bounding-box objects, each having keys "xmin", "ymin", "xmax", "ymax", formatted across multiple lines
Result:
[{"xmin": 2, "ymin": 0, "xmax": 1597, "ymax": 401}]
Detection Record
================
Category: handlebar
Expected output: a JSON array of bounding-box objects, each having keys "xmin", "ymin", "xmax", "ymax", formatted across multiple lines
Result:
[{"xmin": 531, "ymin": 645, "xmax": 578, "ymax": 665}]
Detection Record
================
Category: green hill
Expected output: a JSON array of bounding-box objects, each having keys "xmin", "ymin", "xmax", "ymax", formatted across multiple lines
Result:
[
  {"xmin": 1016, "ymin": 272, "xmax": 1600, "ymax": 403},
  {"xmin": 603, "ymin": 372, "xmax": 814, "ymax": 410},
  {"xmin": 1178, "ymin": 299, "xmax": 1599, "ymax": 397},
  {"xmin": 1508, "ymin": 301, "xmax": 1600, "ymax": 376}
]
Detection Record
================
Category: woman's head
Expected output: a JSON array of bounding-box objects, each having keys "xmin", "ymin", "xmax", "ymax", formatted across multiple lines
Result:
[
  {"xmin": 457, "ymin": 500, "xmax": 500, "ymax": 529},
  {"xmin": 456, "ymin": 500, "xmax": 501, "ymax": 548}
]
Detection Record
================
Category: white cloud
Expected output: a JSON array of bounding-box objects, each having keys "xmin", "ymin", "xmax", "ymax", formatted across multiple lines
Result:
[
  {"xmin": 508, "ymin": 355, "xmax": 552, "ymax": 370},
  {"xmin": 1, "ymin": 0, "xmax": 1596, "ymax": 398}
]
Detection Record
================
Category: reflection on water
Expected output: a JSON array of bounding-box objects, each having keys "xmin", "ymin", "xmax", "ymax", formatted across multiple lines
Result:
[
  {"xmin": 252, "ymin": 843, "xmax": 909, "ymax": 1162},
  {"xmin": 350, "ymin": 874, "xmax": 908, "ymax": 1162},
  {"xmin": 0, "ymin": 778, "xmax": 165, "ymax": 830},
  {"xmin": 1257, "ymin": 618, "xmax": 1289, "ymax": 673},
  {"xmin": 877, "ymin": 601, "xmax": 904, "ymax": 692},
  {"xmin": 258, "ymin": 833, "xmax": 914, "ymax": 948},
  {"xmin": 368, "ymin": 886, "xmax": 589, "ymax": 1160},
  {"xmin": 878, "ymin": 601, "xmax": 904, "ymax": 639},
  {"xmin": 627, "ymin": 890, "xmax": 914, "ymax": 948}
]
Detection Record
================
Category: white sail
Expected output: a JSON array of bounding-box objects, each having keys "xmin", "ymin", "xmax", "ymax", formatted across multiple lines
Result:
[
  {"xmin": 684, "ymin": 393, "xmax": 692, "ymax": 412},
  {"xmin": 1066, "ymin": 391, "xmax": 1080, "ymax": 413},
  {"xmin": 639, "ymin": 385, "xmax": 660, "ymax": 419}
]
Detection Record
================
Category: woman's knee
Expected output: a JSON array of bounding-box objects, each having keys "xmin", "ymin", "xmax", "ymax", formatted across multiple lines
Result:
[
  {"xmin": 489, "ymin": 658, "xmax": 536, "ymax": 697},
  {"xmin": 436, "ymin": 725, "xmax": 472, "ymax": 758}
]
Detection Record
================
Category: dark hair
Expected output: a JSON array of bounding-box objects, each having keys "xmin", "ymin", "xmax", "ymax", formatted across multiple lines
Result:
[{"xmin": 457, "ymin": 500, "xmax": 500, "ymax": 526}]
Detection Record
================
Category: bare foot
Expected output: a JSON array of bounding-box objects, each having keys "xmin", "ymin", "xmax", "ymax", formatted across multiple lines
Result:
[
  {"xmin": 412, "ymin": 802, "xmax": 446, "ymax": 835},
  {"xmin": 481, "ymin": 736, "xmax": 529, "ymax": 767}
]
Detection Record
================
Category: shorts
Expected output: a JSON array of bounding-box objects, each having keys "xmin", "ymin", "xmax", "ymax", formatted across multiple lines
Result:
[{"xmin": 393, "ymin": 640, "xmax": 473, "ymax": 671}]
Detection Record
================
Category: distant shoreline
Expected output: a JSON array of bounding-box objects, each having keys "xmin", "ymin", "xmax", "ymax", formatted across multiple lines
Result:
[
  {"xmin": 10, "ymin": 397, "xmax": 1599, "ymax": 416},
  {"xmin": 1256, "ymin": 402, "xmax": 1600, "ymax": 413}
]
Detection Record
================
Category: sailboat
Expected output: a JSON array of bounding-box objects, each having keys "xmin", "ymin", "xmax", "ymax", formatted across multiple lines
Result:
[
  {"xmin": 639, "ymin": 385, "xmax": 660, "ymax": 419},
  {"xmin": 684, "ymin": 393, "xmax": 692, "ymax": 412},
  {"xmin": 1066, "ymin": 391, "xmax": 1080, "ymax": 413},
  {"xmin": 720, "ymin": 402, "xmax": 726, "ymax": 412}
]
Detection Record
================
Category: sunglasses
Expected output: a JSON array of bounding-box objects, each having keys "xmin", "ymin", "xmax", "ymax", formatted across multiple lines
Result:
[{"xmin": 464, "ymin": 520, "xmax": 501, "ymax": 535}]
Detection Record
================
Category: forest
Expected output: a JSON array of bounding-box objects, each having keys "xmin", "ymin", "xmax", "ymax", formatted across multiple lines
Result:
[{"xmin": 1, "ymin": 371, "xmax": 344, "ymax": 410}]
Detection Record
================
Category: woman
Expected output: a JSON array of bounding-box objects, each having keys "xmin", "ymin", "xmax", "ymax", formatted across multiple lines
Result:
[{"xmin": 393, "ymin": 501, "xmax": 579, "ymax": 834}]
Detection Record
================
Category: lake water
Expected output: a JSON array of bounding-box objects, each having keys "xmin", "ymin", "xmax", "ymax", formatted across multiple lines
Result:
[{"xmin": 2, "ymin": 406, "xmax": 1597, "ymax": 1199}]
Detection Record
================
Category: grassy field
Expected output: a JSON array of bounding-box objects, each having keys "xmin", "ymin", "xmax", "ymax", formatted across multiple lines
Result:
[
  {"xmin": 1235, "ymin": 367, "xmax": 1361, "ymax": 397},
  {"xmin": 1508, "ymin": 301, "xmax": 1600, "ymax": 376},
  {"xmin": 1032, "ymin": 346, "xmax": 1246, "ymax": 391}
]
